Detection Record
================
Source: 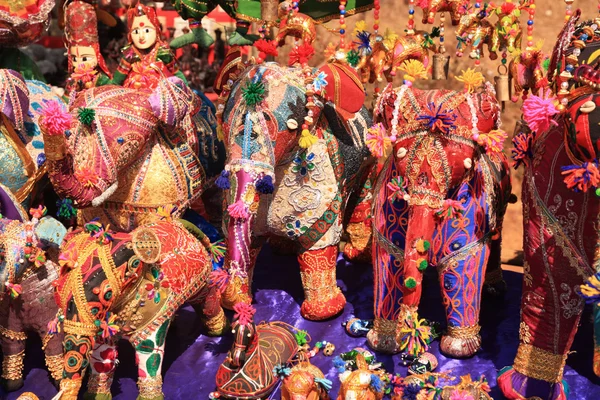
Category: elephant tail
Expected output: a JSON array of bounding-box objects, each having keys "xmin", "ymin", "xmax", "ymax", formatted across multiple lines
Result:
[{"xmin": 177, "ymin": 219, "xmax": 226, "ymax": 264}]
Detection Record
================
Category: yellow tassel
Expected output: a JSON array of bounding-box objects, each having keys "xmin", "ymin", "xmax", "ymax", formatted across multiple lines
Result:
[
  {"xmin": 298, "ymin": 129, "xmax": 317, "ymax": 149},
  {"xmin": 216, "ymin": 124, "xmax": 224, "ymax": 142}
]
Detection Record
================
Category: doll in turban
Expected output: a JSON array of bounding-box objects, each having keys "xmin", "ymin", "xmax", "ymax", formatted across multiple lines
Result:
[
  {"xmin": 111, "ymin": 4, "xmax": 187, "ymax": 90},
  {"xmin": 64, "ymin": 0, "xmax": 112, "ymax": 97}
]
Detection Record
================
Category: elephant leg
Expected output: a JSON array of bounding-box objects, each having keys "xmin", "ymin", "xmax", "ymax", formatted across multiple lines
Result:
[
  {"xmin": 438, "ymin": 241, "xmax": 490, "ymax": 358},
  {"xmin": 83, "ymin": 341, "xmax": 118, "ymax": 400},
  {"xmin": 134, "ymin": 321, "xmax": 170, "ymax": 400},
  {"xmin": 42, "ymin": 332, "xmax": 64, "ymax": 388},
  {"xmin": 190, "ymin": 284, "xmax": 227, "ymax": 336},
  {"xmin": 343, "ymin": 162, "xmax": 379, "ymax": 263},
  {"xmin": 298, "ymin": 245, "xmax": 346, "ymax": 321},
  {"xmin": 0, "ymin": 296, "xmax": 27, "ymax": 392},
  {"xmin": 498, "ymin": 244, "xmax": 586, "ymax": 399},
  {"xmin": 483, "ymin": 236, "xmax": 507, "ymax": 297},
  {"xmin": 60, "ymin": 333, "xmax": 94, "ymax": 400},
  {"xmin": 221, "ymin": 243, "xmax": 263, "ymax": 309},
  {"xmin": 367, "ymin": 158, "xmax": 409, "ymax": 354},
  {"xmin": 594, "ymin": 304, "xmax": 600, "ymax": 377}
]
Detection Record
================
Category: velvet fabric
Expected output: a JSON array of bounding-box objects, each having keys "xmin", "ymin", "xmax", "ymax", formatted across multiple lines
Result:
[{"xmin": 2, "ymin": 247, "xmax": 599, "ymax": 399}]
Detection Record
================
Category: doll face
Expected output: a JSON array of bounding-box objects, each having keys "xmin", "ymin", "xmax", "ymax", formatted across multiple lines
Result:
[
  {"xmin": 70, "ymin": 45, "xmax": 98, "ymax": 69},
  {"xmin": 131, "ymin": 15, "xmax": 157, "ymax": 50}
]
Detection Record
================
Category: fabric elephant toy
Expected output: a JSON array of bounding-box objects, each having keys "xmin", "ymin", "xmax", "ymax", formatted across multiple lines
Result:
[
  {"xmin": 498, "ymin": 11, "xmax": 600, "ymax": 400},
  {"xmin": 280, "ymin": 360, "xmax": 331, "ymax": 400},
  {"xmin": 367, "ymin": 81, "xmax": 511, "ymax": 357},
  {"xmin": 0, "ymin": 69, "xmax": 67, "ymax": 206},
  {"xmin": 508, "ymin": 47, "xmax": 549, "ymax": 102},
  {"xmin": 0, "ymin": 183, "xmax": 66, "ymax": 392},
  {"xmin": 52, "ymin": 217, "xmax": 226, "ymax": 400},
  {"xmin": 216, "ymin": 60, "xmax": 373, "ymax": 320},
  {"xmin": 418, "ymin": 0, "xmax": 469, "ymax": 26},
  {"xmin": 337, "ymin": 354, "xmax": 385, "ymax": 400},
  {"xmin": 38, "ymin": 76, "xmax": 223, "ymax": 232},
  {"xmin": 213, "ymin": 302, "xmax": 298, "ymax": 399},
  {"xmin": 355, "ymin": 30, "xmax": 433, "ymax": 84}
]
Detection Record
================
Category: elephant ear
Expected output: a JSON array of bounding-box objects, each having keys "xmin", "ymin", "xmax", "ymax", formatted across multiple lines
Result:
[
  {"xmin": 35, "ymin": 216, "xmax": 67, "ymax": 248},
  {"xmin": 214, "ymin": 46, "xmax": 244, "ymax": 95},
  {"xmin": 0, "ymin": 182, "xmax": 27, "ymax": 222},
  {"xmin": 318, "ymin": 62, "xmax": 365, "ymax": 114},
  {"xmin": 0, "ymin": 69, "xmax": 30, "ymax": 132},
  {"xmin": 149, "ymin": 77, "xmax": 194, "ymax": 127}
]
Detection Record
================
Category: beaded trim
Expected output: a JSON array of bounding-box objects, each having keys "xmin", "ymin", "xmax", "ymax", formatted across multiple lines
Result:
[
  {"xmin": 2, "ymin": 351, "xmax": 24, "ymax": 380},
  {"xmin": 45, "ymin": 354, "xmax": 64, "ymax": 381},
  {"xmin": 137, "ymin": 375, "xmax": 163, "ymax": 399},
  {"xmin": 0, "ymin": 325, "xmax": 27, "ymax": 341},
  {"xmin": 87, "ymin": 371, "xmax": 114, "ymax": 395},
  {"xmin": 513, "ymin": 344, "xmax": 568, "ymax": 383},
  {"xmin": 300, "ymin": 268, "xmax": 341, "ymax": 303},
  {"xmin": 446, "ymin": 324, "xmax": 481, "ymax": 339}
]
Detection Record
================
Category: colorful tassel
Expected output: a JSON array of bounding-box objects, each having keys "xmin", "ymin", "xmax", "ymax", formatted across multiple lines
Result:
[
  {"xmin": 241, "ymin": 81, "xmax": 266, "ymax": 106},
  {"xmin": 233, "ymin": 302, "xmax": 255, "ymax": 326},
  {"xmin": 209, "ymin": 268, "xmax": 230, "ymax": 293},
  {"xmin": 366, "ymin": 122, "xmax": 396, "ymax": 158},
  {"xmin": 333, "ymin": 356, "xmax": 346, "ymax": 372},
  {"xmin": 215, "ymin": 170, "xmax": 231, "ymax": 190},
  {"xmin": 289, "ymin": 42, "xmax": 315, "ymax": 66},
  {"xmin": 474, "ymin": 129, "xmax": 507, "ymax": 153},
  {"xmin": 254, "ymin": 38, "xmax": 278, "ymax": 59},
  {"xmin": 157, "ymin": 205, "xmax": 178, "ymax": 221},
  {"xmin": 295, "ymin": 330, "xmax": 309, "ymax": 346},
  {"xmin": 511, "ymin": 131, "xmax": 534, "ymax": 169},
  {"xmin": 97, "ymin": 313, "xmax": 120, "ymax": 339},
  {"xmin": 256, "ymin": 175, "xmax": 274, "ymax": 194},
  {"xmin": 47, "ymin": 315, "xmax": 62, "ymax": 335},
  {"xmin": 561, "ymin": 161, "xmax": 600, "ymax": 192},
  {"xmin": 415, "ymin": 239, "xmax": 430, "ymax": 253},
  {"xmin": 346, "ymin": 50, "xmax": 360, "ymax": 67},
  {"xmin": 417, "ymin": 102, "xmax": 457, "ymax": 134},
  {"xmin": 387, "ymin": 176, "xmax": 407, "ymax": 202},
  {"xmin": 405, "ymin": 277, "xmax": 417, "ymax": 289},
  {"xmin": 228, "ymin": 200, "xmax": 250, "ymax": 219},
  {"xmin": 40, "ymin": 100, "xmax": 71, "ymax": 136},
  {"xmin": 416, "ymin": 258, "xmax": 428, "ymax": 271},
  {"xmin": 315, "ymin": 377, "xmax": 333, "ymax": 392},
  {"xmin": 369, "ymin": 374, "xmax": 384, "ymax": 393},
  {"xmin": 77, "ymin": 107, "xmax": 95, "ymax": 126},
  {"xmin": 580, "ymin": 272, "xmax": 600, "ymax": 305},
  {"xmin": 522, "ymin": 88, "xmax": 558, "ymax": 134},
  {"xmin": 298, "ymin": 129, "xmax": 318, "ymax": 149},
  {"xmin": 209, "ymin": 239, "xmax": 226, "ymax": 263},
  {"xmin": 29, "ymin": 205, "xmax": 47, "ymax": 220},
  {"xmin": 6, "ymin": 282, "xmax": 22, "ymax": 299},
  {"xmin": 56, "ymin": 198, "xmax": 77, "ymax": 219},
  {"xmin": 32, "ymin": 249, "xmax": 47, "ymax": 268},
  {"xmin": 398, "ymin": 311, "xmax": 433, "ymax": 357},
  {"xmin": 436, "ymin": 199, "xmax": 466, "ymax": 220},
  {"xmin": 273, "ymin": 364, "xmax": 292, "ymax": 379}
]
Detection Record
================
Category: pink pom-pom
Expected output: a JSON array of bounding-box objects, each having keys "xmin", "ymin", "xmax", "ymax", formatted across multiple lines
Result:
[
  {"xmin": 522, "ymin": 88, "xmax": 558, "ymax": 134},
  {"xmin": 209, "ymin": 269, "xmax": 230, "ymax": 293},
  {"xmin": 233, "ymin": 302, "xmax": 256, "ymax": 326},
  {"xmin": 40, "ymin": 100, "xmax": 71, "ymax": 136},
  {"xmin": 228, "ymin": 200, "xmax": 249, "ymax": 220}
]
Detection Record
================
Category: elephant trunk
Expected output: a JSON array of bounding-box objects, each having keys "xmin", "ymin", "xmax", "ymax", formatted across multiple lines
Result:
[
  {"xmin": 221, "ymin": 168, "xmax": 265, "ymax": 309},
  {"xmin": 402, "ymin": 203, "xmax": 437, "ymax": 307},
  {"xmin": 41, "ymin": 124, "xmax": 114, "ymax": 209}
]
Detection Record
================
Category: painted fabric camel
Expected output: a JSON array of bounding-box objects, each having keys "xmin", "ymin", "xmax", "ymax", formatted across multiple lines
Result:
[{"xmin": 368, "ymin": 82, "xmax": 511, "ymax": 357}]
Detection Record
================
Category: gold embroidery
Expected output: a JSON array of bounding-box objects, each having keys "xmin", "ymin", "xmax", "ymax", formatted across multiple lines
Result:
[
  {"xmin": 137, "ymin": 375, "xmax": 163, "ymax": 399},
  {"xmin": 2, "ymin": 351, "xmax": 25, "ymax": 380},
  {"xmin": 513, "ymin": 343, "xmax": 567, "ymax": 383},
  {"xmin": 45, "ymin": 354, "xmax": 64, "ymax": 381},
  {"xmin": 446, "ymin": 324, "xmax": 481, "ymax": 339},
  {"xmin": 0, "ymin": 325, "xmax": 27, "ymax": 341},
  {"xmin": 519, "ymin": 322, "xmax": 532, "ymax": 344}
]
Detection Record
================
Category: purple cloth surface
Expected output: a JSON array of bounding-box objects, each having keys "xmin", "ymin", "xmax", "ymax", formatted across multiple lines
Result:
[
  {"xmin": 0, "ymin": 186, "xmax": 24, "ymax": 222},
  {"xmin": 3, "ymin": 246, "xmax": 600, "ymax": 399}
]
